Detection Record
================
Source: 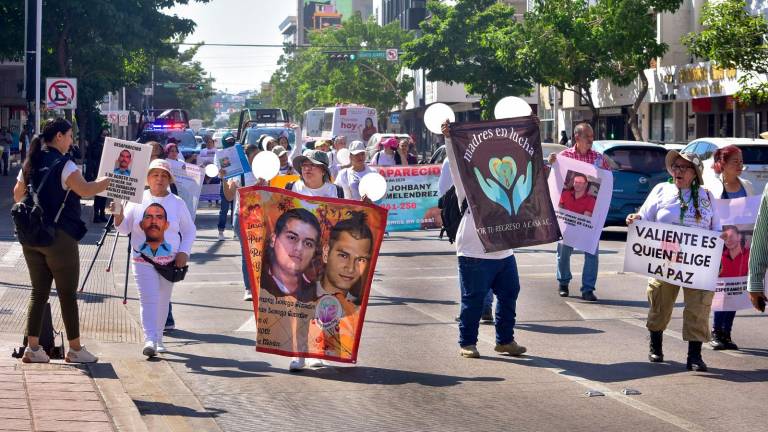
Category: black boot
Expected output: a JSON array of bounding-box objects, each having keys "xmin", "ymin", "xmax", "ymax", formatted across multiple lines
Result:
[
  {"xmin": 648, "ymin": 330, "xmax": 664, "ymax": 362},
  {"xmin": 686, "ymin": 341, "xmax": 708, "ymax": 372},
  {"xmin": 710, "ymin": 329, "xmax": 726, "ymax": 350},
  {"xmin": 722, "ymin": 331, "xmax": 739, "ymax": 350}
]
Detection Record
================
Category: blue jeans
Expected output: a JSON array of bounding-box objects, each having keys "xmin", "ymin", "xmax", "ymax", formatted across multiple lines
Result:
[
  {"xmin": 458, "ymin": 255, "xmax": 521, "ymax": 347},
  {"xmin": 713, "ymin": 311, "xmax": 736, "ymax": 332},
  {"xmin": 556, "ymin": 243, "xmax": 598, "ymax": 293},
  {"xmin": 233, "ymin": 218, "xmax": 251, "ymax": 294},
  {"xmin": 217, "ymin": 187, "xmax": 232, "ymax": 231},
  {"xmin": 483, "ymin": 290, "xmax": 493, "ymax": 314}
]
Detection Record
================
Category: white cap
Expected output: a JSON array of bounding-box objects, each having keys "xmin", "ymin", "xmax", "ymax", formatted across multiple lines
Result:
[
  {"xmin": 349, "ymin": 140, "xmax": 366, "ymax": 155},
  {"xmin": 148, "ymin": 158, "xmax": 175, "ymax": 182}
]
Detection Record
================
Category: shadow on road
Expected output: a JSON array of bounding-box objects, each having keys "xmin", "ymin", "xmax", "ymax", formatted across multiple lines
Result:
[
  {"xmin": 367, "ymin": 294, "xmax": 457, "ymax": 307},
  {"xmin": 133, "ymin": 399, "xmax": 227, "ymax": 418},
  {"xmin": 516, "ymin": 323, "xmax": 604, "ymax": 335},
  {"xmin": 167, "ymin": 329, "xmax": 255, "ymax": 348}
]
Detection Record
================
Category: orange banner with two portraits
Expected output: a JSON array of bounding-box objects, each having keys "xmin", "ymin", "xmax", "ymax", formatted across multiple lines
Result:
[{"xmin": 237, "ymin": 185, "xmax": 387, "ymax": 363}]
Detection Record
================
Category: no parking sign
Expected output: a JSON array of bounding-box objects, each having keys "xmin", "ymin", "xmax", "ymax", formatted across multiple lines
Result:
[{"xmin": 46, "ymin": 78, "xmax": 77, "ymax": 110}]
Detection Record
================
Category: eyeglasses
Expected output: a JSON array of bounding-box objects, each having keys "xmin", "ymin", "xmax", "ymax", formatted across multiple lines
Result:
[
  {"xmin": 670, "ymin": 164, "xmax": 694, "ymax": 171},
  {"xmin": 301, "ymin": 163, "xmax": 318, "ymax": 170}
]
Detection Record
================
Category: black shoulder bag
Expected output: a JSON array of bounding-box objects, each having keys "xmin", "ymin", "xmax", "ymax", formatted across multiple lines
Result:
[
  {"xmin": 11, "ymin": 158, "xmax": 71, "ymax": 247},
  {"xmin": 138, "ymin": 252, "xmax": 189, "ymax": 283}
]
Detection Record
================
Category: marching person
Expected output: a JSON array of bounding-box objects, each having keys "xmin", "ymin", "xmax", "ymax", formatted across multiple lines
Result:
[
  {"xmin": 548, "ymin": 122, "xmax": 611, "ymax": 301},
  {"xmin": 222, "ymin": 144, "xmax": 262, "ymax": 301},
  {"xmin": 626, "ymin": 151, "xmax": 721, "ymax": 371},
  {"xmin": 705, "ymin": 145, "xmax": 756, "ymax": 350},
  {"xmin": 370, "ymin": 137, "xmax": 398, "ymax": 166},
  {"xmin": 164, "ymin": 142, "xmax": 185, "ymax": 162},
  {"xmin": 217, "ymin": 135, "xmax": 237, "ymax": 240},
  {"xmin": 328, "ymin": 135, "xmax": 347, "ymax": 178},
  {"xmin": 271, "ymin": 145, "xmax": 296, "ymax": 175},
  {"xmin": 114, "ymin": 159, "xmax": 196, "ymax": 358},
  {"xmin": 284, "ymin": 149, "xmax": 342, "ymax": 371},
  {"xmin": 334, "ymin": 141, "xmax": 376, "ymax": 200},
  {"xmin": 748, "ymin": 184, "xmax": 768, "ymax": 313},
  {"xmin": 396, "ymin": 138, "xmax": 418, "ymax": 165},
  {"xmin": 13, "ymin": 118, "xmax": 110, "ymax": 363},
  {"xmin": 442, "ymin": 120, "xmax": 527, "ymax": 359},
  {"xmin": 197, "ymin": 135, "xmax": 219, "ymax": 207}
]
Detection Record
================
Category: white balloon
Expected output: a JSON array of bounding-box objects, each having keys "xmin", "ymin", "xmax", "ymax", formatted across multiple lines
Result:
[
  {"xmin": 423, "ymin": 103, "xmax": 455, "ymax": 135},
  {"xmin": 337, "ymin": 148, "xmax": 351, "ymax": 166},
  {"xmin": 204, "ymin": 164, "xmax": 219, "ymax": 178},
  {"xmin": 494, "ymin": 96, "xmax": 533, "ymax": 119},
  {"xmin": 251, "ymin": 150, "xmax": 280, "ymax": 181},
  {"xmin": 358, "ymin": 173, "xmax": 387, "ymax": 201}
]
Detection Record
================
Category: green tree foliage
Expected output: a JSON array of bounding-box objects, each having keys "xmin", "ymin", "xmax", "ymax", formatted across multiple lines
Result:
[
  {"xmin": 0, "ymin": 0, "xmax": 211, "ymax": 141},
  {"xmin": 402, "ymin": 0, "xmax": 532, "ymax": 119},
  {"xmin": 0, "ymin": 1, "xmax": 24, "ymax": 60},
  {"xmin": 516, "ymin": 0, "xmax": 682, "ymax": 140},
  {"xmin": 684, "ymin": 0, "xmax": 768, "ymax": 104},
  {"xmin": 270, "ymin": 15, "xmax": 413, "ymax": 123},
  {"xmin": 153, "ymin": 45, "xmax": 215, "ymax": 123}
]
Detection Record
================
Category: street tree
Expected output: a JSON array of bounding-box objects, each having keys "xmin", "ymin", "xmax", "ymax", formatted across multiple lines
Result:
[
  {"xmin": 516, "ymin": 0, "xmax": 683, "ymax": 140},
  {"xmin": 683, "ymin": 0, "xmax": 768, "ymax": 105},
  {"xmin": 0, "ymin": 1, "xmax": 210, "ymax": 141},
  {"xmin": 270, "ymin": 15, "xmax": 413, "ymax": 123},
  {"xmin": 402, "ymin": 0, "xmax": 532, "ymax": 119}
]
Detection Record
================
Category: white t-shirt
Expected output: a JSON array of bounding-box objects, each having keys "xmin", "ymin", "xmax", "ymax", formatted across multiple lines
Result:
[
  {"xmin": 335, "ymin": 165, "xmax": 376, "ymax": 200},
  {"xmin": 371, "ymin": 151, "xmax": 396, "ymax": 167},
  {"xmin": 444, "ymin": 137, "xmax": 514, "ymax": 259},
  {"xmin": 637, "ymin": 182, "xmax": 721, "ymax": 231},
  {"xmin": 115, "ymin": 189, "xmax": 197, "ymax": 266},
  {"xmin": 291, "ymin": 181, "xmax": 339, "ymax": 198},
  {"xmin": 17, "ymin": 160, "xmax": 78, "ymax": 191},
  {"xmin": 437, "ymin": 158, "xmax": 452, "ymax": 196}
]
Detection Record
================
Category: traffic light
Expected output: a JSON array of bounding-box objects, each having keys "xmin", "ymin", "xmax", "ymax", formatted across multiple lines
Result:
[
  {"xmin": 187, "ymin": 84, "xmax": 205, "ymax": 91},
  {"xmin": 327, "ymin": 52, "xmax": 357, "ymax": 62}
]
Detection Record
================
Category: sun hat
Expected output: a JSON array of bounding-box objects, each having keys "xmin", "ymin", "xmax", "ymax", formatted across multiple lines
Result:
[
  {"xmin": 381, "ymin": 137, "xmax": 399, "ymax": 149},
  {"xmin": 147, "ymin": 158, "xmax": 175, "ymax": 182},
  {"xmin": 271, "ymin": 145, "xmax": 288, "ymax": 157},
  {"xmin": 349, "ymin": 140, "xmax": 366, "ymax": 155},
  {"xmin": 293, "ymin": 149, "xmax": 330, "ymax": 175},
  {"xmin": 665, "ymin": 150, "xmax": 703, "ymax": 185}
]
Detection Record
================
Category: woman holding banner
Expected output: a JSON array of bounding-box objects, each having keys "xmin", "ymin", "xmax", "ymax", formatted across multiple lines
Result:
[
  {"xmin": 13, "ymin": 118, "xmax": 111, "ymax": 363},
  {"xmin": 705, "ymin": 145, "xmax": 756, "ymax": 351},
  {"xmin": 626, "ymin": 151, "xmax": 721, "ymax": 372},
  {"xmin": 113, "ymin": 159, "xmax": 196, "ymax": 358}
]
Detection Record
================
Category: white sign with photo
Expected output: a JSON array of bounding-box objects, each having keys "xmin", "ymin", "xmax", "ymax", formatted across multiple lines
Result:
[
  {"xmin": 215, "ymin": 144, "xmax": 251, "ymax": 179},
  {"xmin": 547, "ymin": 157, "xmax": 613, "ymax": 254},
  {"xmin": 712, "ymin": 196, "xmax": 762, "ymax": 311},
  {"xmin": 624, "ymin": 220, "xmax": 724, "ymax": 291},
  {"xmin": 167, "ymin": 159, "xmax": 204, "ymax": 221},
  {"xmin": 96, "ymin": 138, "xmax": 151, "ymax": 203}
]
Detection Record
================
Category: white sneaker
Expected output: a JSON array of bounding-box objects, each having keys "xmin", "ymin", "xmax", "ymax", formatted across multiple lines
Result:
[
  {"xmin": 155, "ymin": 341, "xmax": 167, "ymax": 353},
  {"xmin": 288, "ymin": 357, "xmax": 305, "ymax": 372},
  {"xmin": 142, "ymin": 341, "xmax": 156, "ymax": 358},
  {"xmin": 306, "ymin": 358, "xmax": 326, "ymax": 368},
  {"xmin": 217, "ymin": 231, "xmax": 226, "ymax": 241},
  {"xmin": 243, "ymin": 292, "xmax": 252, "ymax": 301},
  {"xmin": 22, "ymin": 346, "xmax": 50, "ymax": 363},
  {"xmin": 65, "ymin": 346, "xmax": 98, "ymax": 363}
]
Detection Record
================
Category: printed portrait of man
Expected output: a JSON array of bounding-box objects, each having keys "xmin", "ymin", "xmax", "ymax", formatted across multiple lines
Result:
[
  {"xmin": 261, "ymin": 208, "xmax": 322, "ymax": 303},
  {"xmin": 559, "ymin": 172, "xmax": 597, "ymax": 216},
  {"xmin": 720, "ymin": 225, "xmax": 750, "ymax": 277},
  {"xmin": 309, "ymin": 212, "xmax": 374, "ymax": 359},
  {"xmin": 138, "ymin": 203, "xmax": 171, "ymax": 258},
  {"xmin": 114, "ymin": 149, "xmax": 132, "ymax": 176}
]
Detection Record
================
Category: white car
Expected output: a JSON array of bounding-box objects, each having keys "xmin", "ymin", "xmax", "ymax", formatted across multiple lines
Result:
[{"xmin": 681, "ymin": 137, "xmax": 768, "ymax": 191}]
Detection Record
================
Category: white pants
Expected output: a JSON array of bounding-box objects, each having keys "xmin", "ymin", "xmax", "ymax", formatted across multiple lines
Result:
[{"xmin": 133, "ymin": 263, "xmax": 174, "ymax": 343}]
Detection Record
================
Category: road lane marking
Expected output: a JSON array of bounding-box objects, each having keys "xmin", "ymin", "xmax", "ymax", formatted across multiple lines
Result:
[{"xmin": 372, "ymin": 283, "xmax": 710, "ymax": 432}]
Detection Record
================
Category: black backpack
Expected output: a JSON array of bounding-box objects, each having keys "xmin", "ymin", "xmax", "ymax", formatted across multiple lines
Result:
[
  {"xmin": 11, "ymin": 302, "xmax": 64, "ymax": 359},
  {"xmin": 438, "ymin": 186, "xmax": 468, "ymax": 244},
  {"xmin": 11, "ymin": 157, "xmax": 69, "ymax": 247},
  {"xmin": 286, "ymin": 181, "xmax": 345, "ymax": 198}
]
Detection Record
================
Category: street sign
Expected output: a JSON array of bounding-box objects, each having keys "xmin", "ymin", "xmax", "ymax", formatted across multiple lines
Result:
[
  {"xmin": 386, "ymin": 49, "xmax": 399, "ymax": 61},
  {"xmin": 390, "ymin": 112, "xmax": 400, "ymax": 124},
  {"xmin": 118, "ymin": 111, "xmax": 129, "ymax": 127},
  {"xmin": 357, "ymin": 51, "xmax": 386, "ymax": 59},
  {"xmin": 143, "ymin": 87, "xmax": 153, "ymax": 96},
  {"xmin": 107, "ymin": 112, "xmax": 118, "ymax": 124},
  {"xmin": 162, "ymin": 82, "xmax": 181, "ymax": 89},
  {"xmin": 45, "ymin": 78, "xmax": 77, "ymax": 109}
]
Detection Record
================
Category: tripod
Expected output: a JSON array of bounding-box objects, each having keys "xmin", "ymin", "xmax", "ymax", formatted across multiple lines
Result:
[{"xmin": 79, "ymin": 214, "xmax": 131, "ymax": 304}]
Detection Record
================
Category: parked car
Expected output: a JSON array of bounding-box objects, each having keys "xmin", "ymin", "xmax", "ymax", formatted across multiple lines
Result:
[
  {"xmin": 681, "ymin": 137, "xmax": 768, "ymax": 192},
  {"xmin": 591, "ymin": 140, "xmax": 670, "ymax": 226}
]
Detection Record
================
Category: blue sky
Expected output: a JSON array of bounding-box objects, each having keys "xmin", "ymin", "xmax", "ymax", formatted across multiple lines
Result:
[{"xmin": 167, "ymin": 0, "xmax": 296, "ymax": 92}]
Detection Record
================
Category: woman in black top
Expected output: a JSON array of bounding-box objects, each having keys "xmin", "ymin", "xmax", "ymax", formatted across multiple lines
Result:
[{"xmin": 12, "ymin": 118, "xmax": 110, "ymax": 363}]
